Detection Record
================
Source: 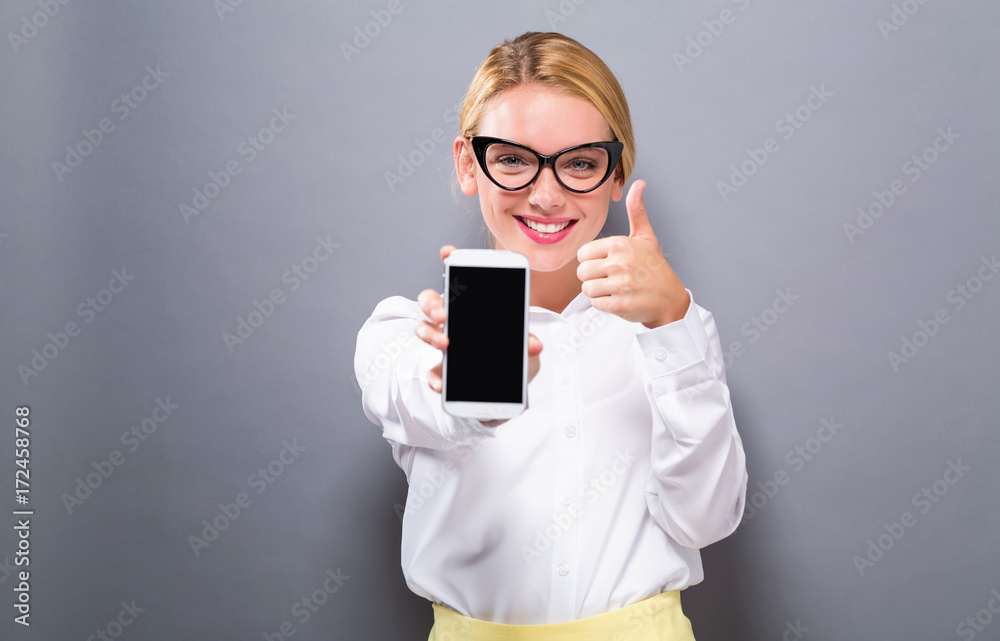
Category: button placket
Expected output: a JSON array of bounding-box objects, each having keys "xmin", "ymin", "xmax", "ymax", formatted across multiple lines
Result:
[{"xmin": 548, "ymin": 323, "xmax": 580, "ymax": 622}]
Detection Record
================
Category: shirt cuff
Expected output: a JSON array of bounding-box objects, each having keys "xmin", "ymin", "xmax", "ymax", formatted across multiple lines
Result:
[{"xmin": 634, "ymin": 289, "xmax": 709, "ymax": 379}]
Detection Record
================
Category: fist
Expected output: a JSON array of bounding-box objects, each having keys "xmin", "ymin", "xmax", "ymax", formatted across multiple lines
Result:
[{"xmin": 576, "ymin": 180, "xmax": 689, "ymax": 328}]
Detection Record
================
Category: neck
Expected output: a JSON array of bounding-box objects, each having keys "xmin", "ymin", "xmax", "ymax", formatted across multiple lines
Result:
[{"xmin": 530, "ymin": 257, "xmax": 582, "ymax": 314}]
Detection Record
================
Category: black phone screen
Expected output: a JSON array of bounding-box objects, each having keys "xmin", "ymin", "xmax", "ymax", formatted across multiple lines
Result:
[{"xmin": 445, "ymin": 266, "xmax": 526, "ymax": 403}]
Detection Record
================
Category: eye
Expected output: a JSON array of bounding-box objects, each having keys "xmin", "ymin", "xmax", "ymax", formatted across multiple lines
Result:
[
  {"xmin": 560, "ymin": 156, "xmax": 600, "ymax": 175},
  {"xmin": 567, "ymin": 158, "xmax": 597, "ymax": 171},
  {"xmin": 497, "ymin": 154, "xmax": 528, "ymax": 167}
]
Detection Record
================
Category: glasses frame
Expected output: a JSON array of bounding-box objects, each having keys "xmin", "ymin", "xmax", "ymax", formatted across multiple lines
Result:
[{"xmin": 469, "ymin": 136, "xmax": 624, "ymax": 194}]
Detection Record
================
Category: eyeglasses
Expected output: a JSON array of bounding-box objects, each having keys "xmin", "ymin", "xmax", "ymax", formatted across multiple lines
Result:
[{"xmin": 469, "ymin": 136, "xmax": 624, "ymax": 193}]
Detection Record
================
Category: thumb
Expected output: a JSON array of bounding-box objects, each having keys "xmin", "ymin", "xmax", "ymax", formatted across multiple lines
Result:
[{"xmin": 626, "ymin": 180, "xmax": 654, "ymax": 239}]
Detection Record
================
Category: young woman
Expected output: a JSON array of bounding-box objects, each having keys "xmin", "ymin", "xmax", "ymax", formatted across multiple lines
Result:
[{"xmin": 355, "ymin": 31, "xmax": 747, "ymax": 640}]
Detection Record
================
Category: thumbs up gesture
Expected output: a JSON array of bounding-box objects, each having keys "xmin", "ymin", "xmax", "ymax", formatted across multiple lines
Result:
[{"xmin": 576, "ymin": 180, "xmax": 690, "ymax": 328}]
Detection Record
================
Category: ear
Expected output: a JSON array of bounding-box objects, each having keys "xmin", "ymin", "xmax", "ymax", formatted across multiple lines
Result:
[
  {"xmin": 454, "ymin": 136, "xmax": 479, "ymax": 197},
  {"xmin": 610, "ymin": 169, "xmax": 624, "ymax": 202}
]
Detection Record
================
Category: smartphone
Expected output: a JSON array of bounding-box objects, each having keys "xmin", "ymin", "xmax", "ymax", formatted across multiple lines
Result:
[{"xmin": 442, "ymin": 249, "xmax": 530, "ymax": 420}]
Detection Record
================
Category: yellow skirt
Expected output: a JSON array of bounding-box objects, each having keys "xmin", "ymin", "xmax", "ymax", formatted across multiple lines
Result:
[{"xmin": 428, "ymin": 590, "xmax": 696, "ymax": 641}]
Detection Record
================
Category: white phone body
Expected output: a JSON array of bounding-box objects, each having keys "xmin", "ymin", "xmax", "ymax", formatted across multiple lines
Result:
[{"xmin": 442, "ymin": 249, "xmax": 530, "ymax": 420}]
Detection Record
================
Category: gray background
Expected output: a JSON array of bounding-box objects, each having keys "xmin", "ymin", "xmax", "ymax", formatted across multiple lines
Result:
[{"xmin": 2, "ymin": 0, "xmax": 998, "ymax": 639}]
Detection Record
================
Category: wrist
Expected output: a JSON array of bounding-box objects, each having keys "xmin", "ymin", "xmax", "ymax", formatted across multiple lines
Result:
[{"xmin": 643, "ymin": 291, "xmax": 690, "ymax": 329}]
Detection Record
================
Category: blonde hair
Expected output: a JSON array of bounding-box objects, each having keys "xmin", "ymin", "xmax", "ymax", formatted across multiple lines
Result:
[
  {"xmin": 460, "ymin": 32, "xmax": 635, "ymax": 183},
  {"xmin": 457, "ymin": 32, "xmax": 636, "ymax": 249}
]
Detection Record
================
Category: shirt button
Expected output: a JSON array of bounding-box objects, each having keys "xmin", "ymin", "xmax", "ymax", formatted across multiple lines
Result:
[
  {"xmin": 557, "ymin": 563, "xmax": 570, "ymax": 576},
  {"xmin": 555, "ymin": 324, "xmax": 568, "ymax": 337},
  {"xmin": 560, "ymin": 377, "xmax": 572, "ymax": 387},
  {"xmin": 560, "ymin": 494, "xmax": 572, "ymax": 506},
  {"xmin": 564, "ymin": 425, "xmax": 577, "ymax": 438},
  {"xmin": 654, "ymin": 348, "xmax": 669, "ymax": 361}
]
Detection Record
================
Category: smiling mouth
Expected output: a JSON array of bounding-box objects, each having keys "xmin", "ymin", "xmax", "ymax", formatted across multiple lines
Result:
[{"xmin": 515, "ymin": 216, "xmax": 575, "ymax": 234}]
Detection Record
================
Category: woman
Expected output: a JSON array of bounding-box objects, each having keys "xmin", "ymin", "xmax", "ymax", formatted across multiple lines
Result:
[{"xmin": 355, "ymin": 31, "xmax": 747, "ymax": 640}]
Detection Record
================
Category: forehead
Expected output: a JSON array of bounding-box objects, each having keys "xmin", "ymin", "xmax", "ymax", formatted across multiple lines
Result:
[{"xmin": 477, "ymin": 84, "xmax": 612, "ymax": 153}]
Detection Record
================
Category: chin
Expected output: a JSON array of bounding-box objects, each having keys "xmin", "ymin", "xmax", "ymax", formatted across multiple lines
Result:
[{"xmin": 516, "ymin": 245, "xmax": 578, "ymax": 272}]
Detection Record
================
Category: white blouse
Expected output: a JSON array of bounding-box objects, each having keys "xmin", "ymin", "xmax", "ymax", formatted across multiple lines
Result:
[{"xmin": 354, "ymin": 288, "xmax": 747, "ymax": 625}]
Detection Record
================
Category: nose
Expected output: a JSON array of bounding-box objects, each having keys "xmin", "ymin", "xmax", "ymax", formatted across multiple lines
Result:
[{"xmin": 526, "ymin": 165, "xmax": 565, "ymax": 210}]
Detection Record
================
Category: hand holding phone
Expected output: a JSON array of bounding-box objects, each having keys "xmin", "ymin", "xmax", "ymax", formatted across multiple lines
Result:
[{"xmin": 415, "ymin": 246, "xmax": 542, "ymax": 422}]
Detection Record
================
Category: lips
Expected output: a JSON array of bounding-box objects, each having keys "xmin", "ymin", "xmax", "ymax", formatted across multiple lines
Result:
[
  {"xmin": 518, "ymin": 216, "xmax": 571, "ymax": 233},
  {"xmin": 514, "ymin": 215, "xmax": 577, "ymax": 244}
]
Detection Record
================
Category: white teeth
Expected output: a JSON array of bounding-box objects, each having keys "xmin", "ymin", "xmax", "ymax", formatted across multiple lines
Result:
[{"xmin": 520, "ymin": 217, "xmax": 570, "ymax": 233}]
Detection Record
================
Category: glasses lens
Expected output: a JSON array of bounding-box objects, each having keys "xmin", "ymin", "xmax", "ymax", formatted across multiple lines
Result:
[
  {"xmin": 483, "ymin": 143, "xmax": 540, "ymax": 189},
  {"xmin": 481, "ymin": 141, "xmax": 614, "ymax": 191},
  {"xmin": 554, "ymin": 147, "xmax": 611, "ymax": 192}
]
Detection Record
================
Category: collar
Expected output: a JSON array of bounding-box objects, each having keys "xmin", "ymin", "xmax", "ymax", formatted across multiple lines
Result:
[{"xmin": 529, "ymin": 290, "xmax": 593, "ymax": 320}]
